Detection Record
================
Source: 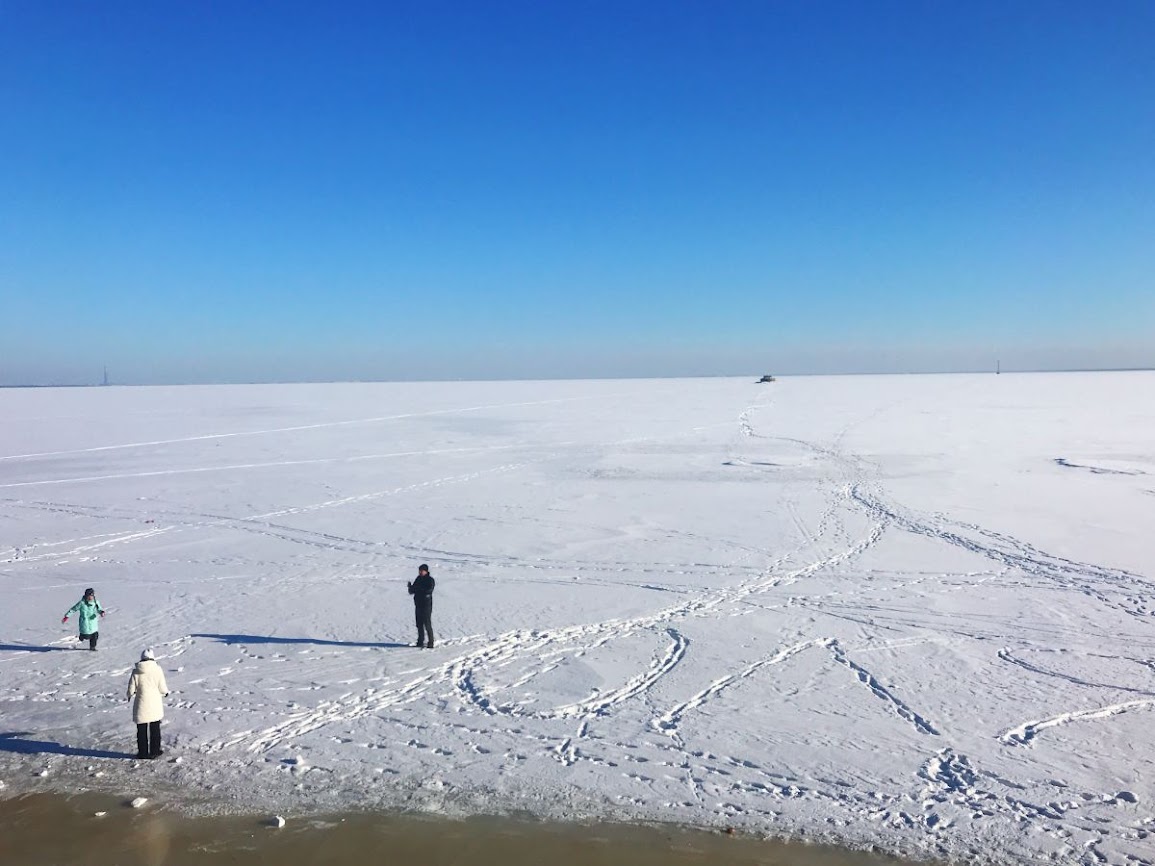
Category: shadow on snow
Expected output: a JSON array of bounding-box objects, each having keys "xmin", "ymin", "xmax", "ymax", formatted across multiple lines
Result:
[
  {"xmin": 0, "ymin": 644, "xmax": 72, "ymax": 654},
  {"xmin": 0, "ymin": 732, "xmax": 133, "ymax": 760},
  {"xmin": 191, "ymin": 633, "xmax": 408, "ymax": 649}
]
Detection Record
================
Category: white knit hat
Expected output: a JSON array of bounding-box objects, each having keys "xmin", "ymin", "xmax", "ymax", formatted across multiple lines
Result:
[{"xmin": 140, "ymin": 648, "xmax": 155, "ymax": 661}]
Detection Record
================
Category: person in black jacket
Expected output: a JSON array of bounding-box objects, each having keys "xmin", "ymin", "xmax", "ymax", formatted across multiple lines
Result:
[{"xmin": 407, "ymin": 563, "xmax": 435, "ymax": 648}]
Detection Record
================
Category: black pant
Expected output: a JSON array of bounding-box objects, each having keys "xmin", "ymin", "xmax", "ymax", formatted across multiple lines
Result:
[
  {"xmin": 79, "ymin": 631, "xmax": 98, "ymax": 650},
  {"xmin": 414, "ymin": 600, "xmax": 434, "ymax": 647},
  {"xmin": 136, "ymin": 721, "xmax": 161, "ymax": 758}
]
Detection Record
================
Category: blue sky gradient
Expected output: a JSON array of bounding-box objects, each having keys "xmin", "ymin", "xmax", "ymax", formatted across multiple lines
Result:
[{"xmin": 2, "ymin": 1, "xmax": 1152, "ymax": 384}]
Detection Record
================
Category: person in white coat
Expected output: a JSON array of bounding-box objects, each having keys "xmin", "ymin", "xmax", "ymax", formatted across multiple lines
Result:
[{"xmin": 127, "ymin": 648, "xmax": 170, "ymax": 759}]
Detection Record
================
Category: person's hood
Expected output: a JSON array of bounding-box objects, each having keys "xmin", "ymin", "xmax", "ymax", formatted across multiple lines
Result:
[{"xmin": 134, "ymin": 659, "xmax": 158, "ymax": 673}]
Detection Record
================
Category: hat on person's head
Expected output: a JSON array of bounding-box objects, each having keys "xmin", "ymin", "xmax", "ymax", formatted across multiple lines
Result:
[
  {"xmin": 84, "ymin": 587, "xmax": 95, "ymax": 595},
  {"xmin": 140, "ymin": 648, "xmax": 155, "ymax": 661},
  {"xmin": 418, "ymin": 563, "xmax": 429, "ymax": 572}
]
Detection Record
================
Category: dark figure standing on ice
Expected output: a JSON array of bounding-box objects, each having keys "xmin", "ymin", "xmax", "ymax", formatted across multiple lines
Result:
[
  {"xmin": 61, "ymin": 587, "xmax": 104, "ymax": 650},
  {"xmin": 127, "ymin": 648, "xmax": 170, "ymax": 759},
  {"xmin": 408, "ymin": 563, "xmax": 435, "ymax": 648}
]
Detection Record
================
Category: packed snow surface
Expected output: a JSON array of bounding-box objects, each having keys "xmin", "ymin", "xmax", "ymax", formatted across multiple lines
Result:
[{"xmin": 2, "ymin": 373, "xmax": 1154, "ymax": 865}]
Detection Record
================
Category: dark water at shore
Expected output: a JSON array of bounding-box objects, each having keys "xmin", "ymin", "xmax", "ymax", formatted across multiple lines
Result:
[{"xmin": 0, "ymin": 793, "xmax": 935, "ymax": 866}]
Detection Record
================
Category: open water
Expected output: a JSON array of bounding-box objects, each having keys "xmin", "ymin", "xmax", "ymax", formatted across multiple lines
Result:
[{"xmin": 0, "ymin": 792, "xmax": 936, "ymax": 866}]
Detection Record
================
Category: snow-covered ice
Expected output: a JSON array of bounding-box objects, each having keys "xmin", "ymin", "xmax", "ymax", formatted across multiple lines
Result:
[{"xmin": 1, "ymin": 373, "xmax": 1153, "ymax": 865}]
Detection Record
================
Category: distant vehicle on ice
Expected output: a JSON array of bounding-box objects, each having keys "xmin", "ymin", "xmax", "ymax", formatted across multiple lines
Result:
[{"xmin": 757, "ymin": 374, "xmax": 776, "ymax": 383}]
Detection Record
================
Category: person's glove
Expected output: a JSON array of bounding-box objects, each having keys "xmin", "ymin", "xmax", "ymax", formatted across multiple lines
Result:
[
  {"xmin": 100, "ymin": 610, "xmax": 106, "ymax": 617},
  {"xmin": 61, "ymin": 616, "xmax": 69, "ymax": 623},
  {"xmin": 407, "ymin": 581, "xmax": 412, "ymax": 590}
]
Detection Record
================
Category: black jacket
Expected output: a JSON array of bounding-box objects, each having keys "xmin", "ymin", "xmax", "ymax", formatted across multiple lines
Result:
[{"xmin": 408, "ymin": 573, "xmax": 435, "ymax": 604}]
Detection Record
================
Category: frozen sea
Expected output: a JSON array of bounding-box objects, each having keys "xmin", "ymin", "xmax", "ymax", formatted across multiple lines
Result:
[{"xmin": 1, "ymin": 372, "xmax": 1153, "ymax": 865}]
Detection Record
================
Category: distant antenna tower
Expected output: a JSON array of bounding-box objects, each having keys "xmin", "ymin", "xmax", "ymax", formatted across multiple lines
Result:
[{"xmin": 102, "ymin": 365, "xmax": 109, "ymax": 386}]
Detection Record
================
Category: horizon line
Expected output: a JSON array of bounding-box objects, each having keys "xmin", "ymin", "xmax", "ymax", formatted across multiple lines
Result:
[{"xmin": 3, "ymin": 365, "xmax": 1154, "ymax": 389}]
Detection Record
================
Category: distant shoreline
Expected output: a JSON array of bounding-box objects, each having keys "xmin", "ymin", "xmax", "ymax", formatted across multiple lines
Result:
[{"xmin": 2, "ymin": 366, "xmax": 1153, "ymax": 389}]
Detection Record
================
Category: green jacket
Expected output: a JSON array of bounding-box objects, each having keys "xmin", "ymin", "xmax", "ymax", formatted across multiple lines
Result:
[{"xmin": 65, "ymin": 597, "xmax": 103, "ymax": 635}]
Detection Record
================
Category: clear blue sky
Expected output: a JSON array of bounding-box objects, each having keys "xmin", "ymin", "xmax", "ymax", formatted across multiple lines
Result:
[{"xmin": 2, "ymin": 1, "xmax": 1152, "ymax": 384}]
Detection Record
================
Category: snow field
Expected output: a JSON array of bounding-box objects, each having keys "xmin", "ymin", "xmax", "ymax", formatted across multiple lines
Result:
[{"xmin": 1, "ymin": 373, "xmax": 1154, "ymax": 865}]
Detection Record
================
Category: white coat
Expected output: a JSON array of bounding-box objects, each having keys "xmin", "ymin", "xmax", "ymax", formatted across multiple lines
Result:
[{"xmin": 126, "ymin": 659, "xmax": 169, "ymax": 724}]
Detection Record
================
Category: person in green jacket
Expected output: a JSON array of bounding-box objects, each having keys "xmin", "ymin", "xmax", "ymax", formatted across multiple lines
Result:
[{"xmin": 62, "ymin": 588, "xmax": 105, "ymax": 651}]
